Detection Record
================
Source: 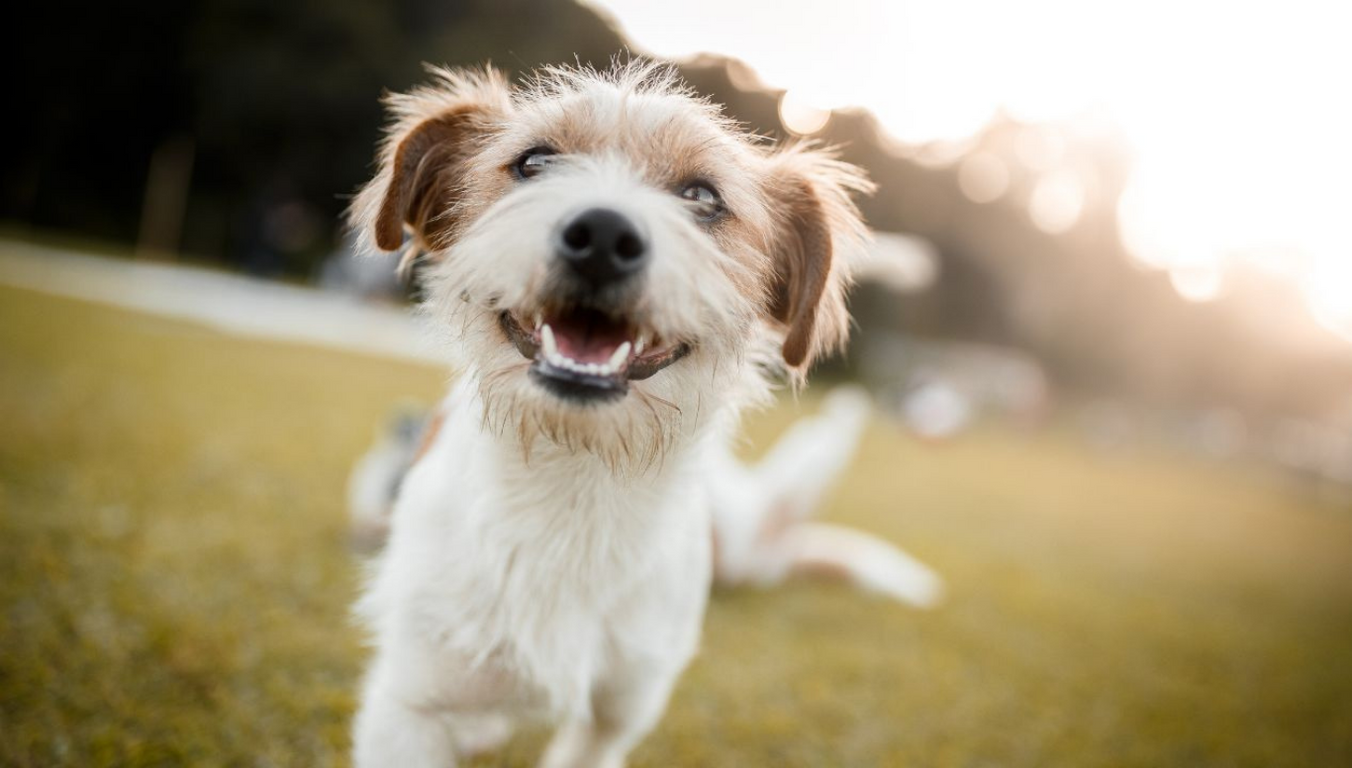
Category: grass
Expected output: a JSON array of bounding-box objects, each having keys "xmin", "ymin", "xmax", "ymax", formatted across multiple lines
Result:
[{"xmin": 2, "ymin": 282, "xmax": 1350, "ymax": 766}]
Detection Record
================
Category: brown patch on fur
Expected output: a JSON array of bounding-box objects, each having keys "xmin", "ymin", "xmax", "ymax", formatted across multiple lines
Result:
[
  {"xmin": 768, "ymin": 176, "xmax": 835, "ymax": 368},
  {"xmin": 412, "ymin": 408, "xmax": 449, "ymax": 465},
  {"xmin": 376, "ymin": 108, "xmax": 483, "ymax": 253},
  {"xmin": 760, "ymin": 147, "xmax": 875, "ymax": 372},
  {"xmin": 712, "ymin": 220, "xmax": 776, "ymax": 300},
  {"xmin": 789, "ymin": 556, "xmax": 855, "ymax": 582},
  {"xmin": 350, "ymin": 66, "xmax": 513, "ymax": 270},
  {"xmin": 511, "ymin": 73, "xmax": 746, "ymax": 194}
]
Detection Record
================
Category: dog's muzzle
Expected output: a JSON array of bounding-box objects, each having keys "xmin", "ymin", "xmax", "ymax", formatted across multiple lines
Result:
[{"xmin": 492, "ymin": 207, "xmax": 689, "ymax": 404}]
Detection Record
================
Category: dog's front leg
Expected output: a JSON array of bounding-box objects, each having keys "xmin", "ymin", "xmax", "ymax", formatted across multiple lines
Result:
[
  {"xmin": 353, "ymin": 685, "xmax": 458, "ymax": 768},
  {"xmin": 353, "ymin": 641, "xmax": 466, "ymax": 768},
  {"xmin": 538, "ymin": 669, "xmax": 679, "ymax": 768}
]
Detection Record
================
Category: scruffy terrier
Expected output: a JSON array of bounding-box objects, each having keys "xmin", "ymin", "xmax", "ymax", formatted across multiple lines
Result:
[{"xmin": 348, "ymin": 61, "xmax": 941, "ymax": 768}]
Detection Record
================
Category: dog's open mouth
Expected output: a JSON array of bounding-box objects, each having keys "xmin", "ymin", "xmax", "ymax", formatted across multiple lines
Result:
[{"xmin": 499, "ymin": 309, "xmax": 690, "ymax": 403}]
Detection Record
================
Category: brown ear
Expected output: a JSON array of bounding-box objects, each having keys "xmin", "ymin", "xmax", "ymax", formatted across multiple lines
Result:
[
  {"xmin": 352, "ymin": 67, "xmax": 511, "ymax": 257},
  {"xmin": 769, "ymin": 177, "xmax": 836, "ymax": 367},
  {"xmin": 765, "ymin": 150, "xmax": 873, "ymax": 370},
  {"xmin": 373, "ymin": 110, "xmax": 482, "ymax": 251}
]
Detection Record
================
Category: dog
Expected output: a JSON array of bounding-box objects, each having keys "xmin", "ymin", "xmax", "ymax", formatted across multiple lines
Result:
[{"xmin": 347, "ymin": 61, "xmax": 940, "ymax": 768}]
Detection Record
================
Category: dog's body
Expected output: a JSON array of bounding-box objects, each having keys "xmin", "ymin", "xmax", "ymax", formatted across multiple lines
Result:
[
  {"xmin": 348, "ymin": 62, "xmax": 938, "ymax": 767},
  {"xmin": 355, "ymin": 376, "xmax": 714, "ymax": 767}
]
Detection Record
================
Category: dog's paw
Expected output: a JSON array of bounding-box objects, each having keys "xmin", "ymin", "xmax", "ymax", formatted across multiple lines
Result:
[{"xmin": 451, "ymin": 713, "xmax": 514, "ymax": 758}]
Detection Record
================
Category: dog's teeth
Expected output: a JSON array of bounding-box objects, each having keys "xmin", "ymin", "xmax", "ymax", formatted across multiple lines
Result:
[
  {"xmin": 608, "ymin": 342, "xmax": 631, "ymax": 370},
  {"xmin": 540, "ymin": 324, "xmax": 558, "ymax": 357},
  {"xmin": 533, "ymin": 313, "xmax": 543, "ymax": 331},
  {"xmin": 634, "ymin": 335, "xmax": 648, "ymax": 356}
]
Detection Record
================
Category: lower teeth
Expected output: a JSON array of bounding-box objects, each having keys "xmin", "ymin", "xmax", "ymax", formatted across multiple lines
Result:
[
  {"xmin": 535, "ymin": 322, "xmax": 631, "ymax": 377},
  {"xmin": 546, "ymin": 352, "xmax": 617, "ymax": 377}
]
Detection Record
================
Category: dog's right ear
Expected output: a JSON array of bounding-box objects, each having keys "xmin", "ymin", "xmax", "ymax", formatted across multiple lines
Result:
[{"xmin": 351, "ymin": 67, "xmax": 513, "ymax": 259}]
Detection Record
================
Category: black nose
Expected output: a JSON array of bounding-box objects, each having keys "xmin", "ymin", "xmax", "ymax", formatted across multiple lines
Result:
[{"xmin": 555, "ymin": 208, "xmax": 649, "ymax": 286}]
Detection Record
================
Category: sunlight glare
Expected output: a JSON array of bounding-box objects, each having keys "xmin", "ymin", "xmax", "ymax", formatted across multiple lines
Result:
[
  {"xmin": 586, "ymin": 0, "xmax": 1352, "ymax": 338},
  {"xmin": 1305, "ymin": 255, "xmax": 1352, "ymax": 343}
]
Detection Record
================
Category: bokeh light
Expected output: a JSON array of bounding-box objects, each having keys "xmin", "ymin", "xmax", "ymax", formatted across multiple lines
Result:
[
  {"xmin": 778, "ymin": 90, "xmax": 831, "ymax": 135},
  {"xmin": 1028, "ymin": 171, "xmax": 1085, "ymax": 234},
  {"xmin": 957, "ymin": 152, "xmax": 1009, "ymax": 204}
]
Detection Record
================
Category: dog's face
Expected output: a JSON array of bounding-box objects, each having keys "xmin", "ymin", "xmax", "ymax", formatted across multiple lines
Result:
[{"xmin": 353, "ymin": 63, "xmax": 871, "ymax": 467}]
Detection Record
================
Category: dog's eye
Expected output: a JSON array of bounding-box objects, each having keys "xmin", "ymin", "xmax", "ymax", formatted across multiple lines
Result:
[
  {"xmin": 680, "ymin": 183, "xmax": 724, "ymax": 221},
  {"xmin": 514, "ymin": 147, "xmax": 557, "ymax": 180}
]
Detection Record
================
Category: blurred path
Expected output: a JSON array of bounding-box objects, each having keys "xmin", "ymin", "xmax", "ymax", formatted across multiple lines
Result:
[{"xmin": 0, "ymin": 240, "xmax": 444, "ymax": 365}]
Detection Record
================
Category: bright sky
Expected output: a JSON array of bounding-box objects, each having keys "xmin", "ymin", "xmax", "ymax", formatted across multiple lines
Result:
[{"xmin": 584, "ymin": 0, "xmax": 1352, "ymax": 343}]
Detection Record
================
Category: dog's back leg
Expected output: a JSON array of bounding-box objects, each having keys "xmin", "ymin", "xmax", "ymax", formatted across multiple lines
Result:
[
  {"xmin": 782, "ymin": 522, "xmax": 944, "ymax": 607},
  {"xmin": 710, "ymin": 385, "xmax": 944, "ymax": 607},
  {"xmin": 753, "ymin": 385, "xmax": 874, "ymax": 523}
]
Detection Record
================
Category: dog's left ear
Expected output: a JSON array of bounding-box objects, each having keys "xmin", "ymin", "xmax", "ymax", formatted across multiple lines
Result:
[{"xmin": 763, "ymin": 148, "xmax": 874, "ymax": 371}]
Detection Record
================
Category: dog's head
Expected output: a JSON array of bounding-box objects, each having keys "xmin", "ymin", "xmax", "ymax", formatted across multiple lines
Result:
[{"xmin": 352, "ymin": 62, "xmax": 872, "ymax": 467}]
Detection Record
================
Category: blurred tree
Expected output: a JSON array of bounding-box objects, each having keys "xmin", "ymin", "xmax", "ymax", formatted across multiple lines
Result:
[
  {"xmin": 2, "ymin": 0, "xmax": 626, "ymax": 272},
  {"xmin": 3, "ymin": 1, "xmax": 195, "ymax": 242}
]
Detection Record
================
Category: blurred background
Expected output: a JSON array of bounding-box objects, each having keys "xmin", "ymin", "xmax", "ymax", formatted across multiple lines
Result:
[{"xmin": 2, "ymin": 1, "xmax": 1351, "ymax": 765}]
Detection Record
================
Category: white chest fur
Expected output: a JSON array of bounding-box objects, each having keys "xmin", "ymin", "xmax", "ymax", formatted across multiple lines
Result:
[{"xmin": 357, "ymin": 382, "xmax": 713, "ymax": 720}]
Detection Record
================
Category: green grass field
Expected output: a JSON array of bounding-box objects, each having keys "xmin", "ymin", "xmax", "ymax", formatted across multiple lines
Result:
[{"xmin": 3, "ymin": 283, "xmax": 1351, "ymax": 767}]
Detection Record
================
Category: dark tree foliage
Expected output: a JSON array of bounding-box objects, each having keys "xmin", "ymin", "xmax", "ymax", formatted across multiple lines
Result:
[
  {"xmin": 3, "ymin": 0, "xmax": 627, "ymax": 272},
  {"xmin": 5, "ymin": 2, "xmax": 196, "ymax": 241}
]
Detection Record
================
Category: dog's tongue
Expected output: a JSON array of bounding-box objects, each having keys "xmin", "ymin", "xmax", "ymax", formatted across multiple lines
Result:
[{"xmin": 547, "ymin": 309, "xmax": 634, "ymax": 364}]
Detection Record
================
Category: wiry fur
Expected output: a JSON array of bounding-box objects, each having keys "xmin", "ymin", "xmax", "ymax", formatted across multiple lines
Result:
[{"xmin": 347, "ymin": 61, "xmax": 890, "ymax": 768}]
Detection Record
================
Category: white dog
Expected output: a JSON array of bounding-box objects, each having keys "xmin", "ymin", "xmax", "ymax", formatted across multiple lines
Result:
[{"xmin": 347, "ymin": 61, "xmax": 941, "ymax": 768}]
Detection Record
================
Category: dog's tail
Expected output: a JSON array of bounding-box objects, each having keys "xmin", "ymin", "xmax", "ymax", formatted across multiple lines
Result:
[{"xmin": 709, "ymin": 386, "xmax": 944, "ymax": 608}]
